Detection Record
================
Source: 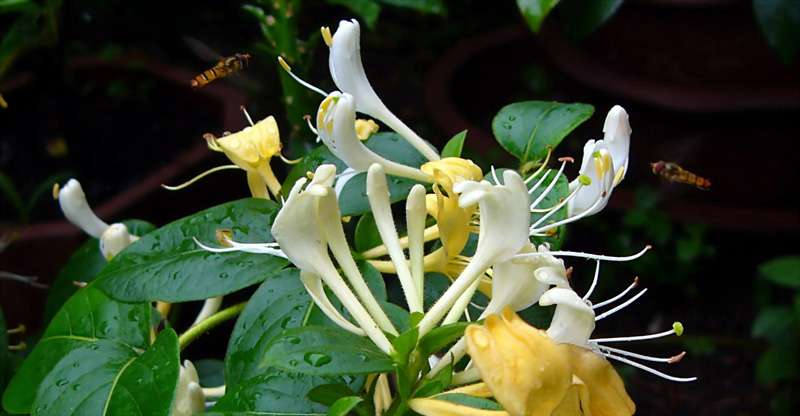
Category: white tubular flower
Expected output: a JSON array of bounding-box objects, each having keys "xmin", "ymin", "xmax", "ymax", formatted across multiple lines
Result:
[
  {"xmin": 317, "ymin": 92, "xmax": 430, "ymax": 182},
  {"xmin": 171, "ymin": 360, "xmax": 205, "ymax": 416},
  {"xmin": 481, "ymin": 243, "xmax": 570, "ymax": 319},
  {"xmin": 57, "ymin": 179, "xmax": 108, "ymax": 238},
  {"xmin": 418, "ymin": 170, "xmax": 531, "ymax": 335},
  {"xmin": 99, "ymin": 223, "xmax": 140, "ymax": 260},
  {"xmin": 567, "ymin": 105, "xmax": 631, "ymax": 218},
  {"xmin": 325, "ymin": 19, "xmax": 440, "ymax": 162},
  {"xmin": 603, "ymin": 105, "xmax": 631, "ymax": 186},
  {"xmin": 540, "ymin": 287, "xmax": 596, "ymax": 347},
  {"xmin": 271, "ymin": 164, "xmax": 394, "ymax": 353}
]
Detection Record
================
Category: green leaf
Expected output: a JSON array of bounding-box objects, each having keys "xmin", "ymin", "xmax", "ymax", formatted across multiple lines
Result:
[
  {"xmin": 354, "ymin": 213, "xmax": 381, "ymax": 253},
  {"xmin": 516, "ymin": 0, "xmax": 559, "ymax": 34},
  {"xmin": 395, "ymin": 366, "xmax": 412, "ymax": 403},
  {"xmin": 210, "ymin": 368, "xmax": 359, "ymax": 415},
  {"xmin": 752, "ymin": 306, "xmax": 797, "ymax": 345},
  {"xmin": 328, "ymin": 396, "xmax": 363, "ymax": 416},
  {"xmin": 756, "ymin": 345, "xmax": 800, "ymax": 383},
  {"xmin": 328, "ymin": 0, "xmax": 382, "ymax": 30},
  {"xmin": 753, "ymin": 0, "xmax": 800, "ymax": 65},
  {"xmin": 225, "ymin": 269, "xmax": 315, "ymax": 388},
  {"xmin": 31, "ymin": 329, "xmax": 179, "ymax": 416},
  {"xmin": 262, "ymin": 326, "xmax": 395, "ymax": 376},
  {"xmin": 43, "ymin": 220, "xmax": 156, "ymax": 325},
  {"xmin": 759, "ymin": 256, "xmax": 800, "ymax": 289},
  {"xmin": 418, "ymin": 322, "xmax": 469, "ymax": 357},
  {"xmin": 307, "ymin": 383, "xmax": 356, "ymax": 406},
  {"xmin": 391, "ymin": 327, "xmax": 419, "ymax": 367},
  {"xmin": 95, "ymin": 199, "xmax": 289, "ymax": 302},
  {"xmin": 377, "ymin": 0, "xmax": 445, "ymax": 15},
  {"xmin": 557, "ymin": 0, "xmax": 624, "ymax": 41},
  {"xmin": 2, "ymin": 287, "xmax": 150, "ymax": 413},
  {"xmin": 194, "ymin": 359, "xmax": 225, "ymax": 388},
  {"xmin": 431, "ymin": 393, "xmax": 503, "ymax": 410},
  {"xmin": 0, "ymin": 0, "xmax": 41, "ymax": 15},
  {"xmin": 441, "ymin": 131, "xmax": 467, "ymax": 158},
  {"xmin": 492, "ymin": 101, "xmax": 594, "ymax": 168},
  {"xmin": 414, "ymin": 360, "xmax": 452, "ymax": 398}
]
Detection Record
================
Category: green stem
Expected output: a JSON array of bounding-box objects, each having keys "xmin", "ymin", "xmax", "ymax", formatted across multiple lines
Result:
[{"xmin": 178, "ymin": 301, "xmax": 248, "ymax": 350}]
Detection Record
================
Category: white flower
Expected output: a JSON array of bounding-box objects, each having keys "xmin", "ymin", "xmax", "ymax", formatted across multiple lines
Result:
[
  {"xmin": 325, "ymin": 19, "xmax": 440, "ymax": 162},
  {"xmin": 99, "ymin": 223, "xmax": 139, "ymax": 260},
  {"xmin": 271, "ymin": 164, "xmax": 395, "ymax": 353},
  {"xmin": 418, "ymin": 170, "xmax": 531, "ymax": 334},
  {"xmin": 57, "ymin": 179, "xmax": 108, "ymax": 238},
  {"xmin": 317, "ymin": 92, "xmax": 430, "ymax": 182},
  {"xmin": 171, "ymin": 360, "xmax": 205, "ymax": 416},
  {"xmin": 481, "ymin": 243, "xmax": 570, "ymax": 319},
  {"xmin": 539, "ymin": 287, "xmax": 596, "ymax": 347},
  {"xmin": 567, "ymin": 105, "xmax": 631, "ymax": 218}
]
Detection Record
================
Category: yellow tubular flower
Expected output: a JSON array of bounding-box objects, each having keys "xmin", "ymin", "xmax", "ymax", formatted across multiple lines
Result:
[
  {"xmin": 465, "ymin": 307, "xmax": 572, "ymax": 416},
  {"xmin": 207, "ymin": 115, "xmax": 283, "ymax": 199},
  {"xmin": 558, "ymin": 343, "xmax": 636, "ymax": 416}
]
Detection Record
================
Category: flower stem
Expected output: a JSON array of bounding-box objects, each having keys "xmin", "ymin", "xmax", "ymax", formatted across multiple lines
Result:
[{"xmin": 178, "ymin": 301, "xmax": 248, "ymax": 351}]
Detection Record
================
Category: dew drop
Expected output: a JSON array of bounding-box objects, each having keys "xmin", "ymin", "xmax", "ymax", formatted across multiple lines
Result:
[
  {"xmin": 288, "ymin": 359, "xmax": 298, "ymax": 367},
  {"xmin": 72, "ymin": 362, "xmax": 80, "ymax": 368},
  {"xmin": 88, "ymin": 343, "xmax": 100, "ymax": 350},
  {"xmin": 219, "ymin": 272, "xmax": 229, "ymax": 279},
  {"xmin": 285, "ymin": 336, "xmax": 301, "ymax": 345},
  {"xmin": 55, "ymin": 378, "xmax": 69, "ymax": 386},
  {"xmin": 72, "ymin": 383, "xmax": 81, "ymax": 392},
  {"xmin": 356, "ymin": 354, "xmax": 370, "ymax": 362},
  {"xmin": 303, "ymin": 352, "xmax": 332, "ymax": 367},
  {"xmin": 501, "ymin": 122, "xmax": 512, "ymax": 130},
  {"xmin": 508, "ymin": 115, "xmax": 516, "ymax": 121}
]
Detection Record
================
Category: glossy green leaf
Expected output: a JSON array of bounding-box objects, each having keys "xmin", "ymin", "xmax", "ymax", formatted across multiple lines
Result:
[
  {"xmin": 377, "ymin": 0, "xmax": 445, "ymax": 14},
  {"xmin": 262, "ymin": 326, "xmax": 395, "ymax": 376},
  {"xmin": 31, "ymin": 329, "xmax": 178, "ymax": 416},
  {"xmin": 2, "ymin": 287, "xmax": 150, "ymax": 413},
  {"xmin": 418, "ymin": 322, "xmax": 469, "ymax": 357},
  {"xmin": 194, "ymin": 359, "xmax": 225, "ymax": 390},
  {"xmin": 43, "ymin": 220, "xmax": 156, "ymax": 325},
  {"xmin": 210, "ymin": 368, "xmax": 360, "ymax": 415},
  {"xmin": 516, "ymin": 0, "xmax": 559, "ymax": 33},
  {"xmin": 492, "ymin": 101, "xmax": 594, "ymax": 168},
  {"xmin": 225, "ymin": 269, "xmax": 315, "ymax": 388},
  {"xmin": 432, "ymin": 393, "xmax": 503, "ymax": 410},
  {"xmin": 759, "ymin": 256, "xmax": 800, "ymax": 289},
  {"xmin": 413, "ymin": 360, "xmax": 452, "ymax": 398},
  {"xmin": 95, "ymin": 199, "xmax": 289, "ymax": 303},
  {"xmin": 328, "ymin": 396, "xmax": 363, "ymax": 416},
  {"xmin": 328, "ymin": 0, "xmax": 381, "ymax": 29},
  {"xmin": 395, "ymin": 366, "xmax": 412, "ymax": 403},
  {"xmin": 441, "ymin": 130, "xmax": 467, "ymax": 158},
  {"xmin": 753, "ymin": 0, "xmax": 800, "ymax": 65},
  {"xmin": 557, "ymin": 0, "xmax": 624, "ymax": 41}
]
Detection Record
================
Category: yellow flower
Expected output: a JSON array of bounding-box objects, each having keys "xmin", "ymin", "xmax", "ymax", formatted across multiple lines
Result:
[
  {"xmin": 206, "ymin": 115, "xmax": 283, "ymax": 199},
  {"xmin": 465, "ymin": 307, "xmax": 636, "ymax": 416},
  {"xmin": 465, "ymin": 307, "xmax": 572, "ymax": 416}
]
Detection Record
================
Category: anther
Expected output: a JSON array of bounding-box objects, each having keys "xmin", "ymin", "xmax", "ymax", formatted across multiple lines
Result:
[
  {"xmin": 557, "ymin": 156, "xmax": 574, "ymax": 163},
  {"xmin": 73, "ymin": 281, "xmax": 87, "ymax": 287},
  {"xmin": 52, "ymin": 183, "xmax": 60, "ymax": 199},
  {"xmin": 7, "ymin": 324, "xmax": 25, "ymax": 334},
  {"xmin": 8, "ymin": 342, "xmax": 26, "ymax": 351},
  {"xmin": 669, "ymin": 351, "xmax": 687, "ymax": 364}
]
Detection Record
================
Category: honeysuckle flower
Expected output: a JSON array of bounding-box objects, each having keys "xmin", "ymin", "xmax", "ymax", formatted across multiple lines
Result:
[
  {"xmin": 205, "ymin": 114, "xmax": 283, "ymax": 199},
  {"xmin": 465, "ymin": 307, "xmax": 573, "ymax": 416},
  {"xmin": 323, "ymin": 19, "xmax": 440, "ymax": 162},
  {"xmin": 418, "ymin": 170, "xmax": 530, "ymax": 335},
  {"xmin": 271, "ymin": 164, "xmax": 395, "ymax": 353},
  {"xmin": 317, "ymin": 92, "xmax": 430, "ymax": 182},
  {"xmin": 56, "ymin": 179, "xmax": 108, "ymax": 238},
  {"xmin": 171, "ymin": 360, "xmax": 205, "ymax": 416},
  {"xmin": 99, "ymin": 223, "xmax": 139, "ymax": 260},
  {"xmin": 567, "ymin": 105, "xmax": 631, "ymax": 218}
]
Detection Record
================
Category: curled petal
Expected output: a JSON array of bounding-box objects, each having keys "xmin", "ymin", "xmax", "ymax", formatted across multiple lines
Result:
[
  {"xmin": 560, "ymin": 344, "xmax": 636, "ymax": 416},
  {"xmin": 58, "ymin": 179, "xmax": 109, "ymax": 238},
  {"xmin": 540, "ymin": 288, "xmax": 596, "ymax": 347}
]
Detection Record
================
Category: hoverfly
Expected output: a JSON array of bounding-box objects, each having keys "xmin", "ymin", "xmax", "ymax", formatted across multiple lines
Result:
[
  {"xmin": 184, "ymin": 37, "xmax": 250, "ymax": 89},
  {"xmin": 650, "ymin": 160, "xmax": 711, "ymax": 190}
]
